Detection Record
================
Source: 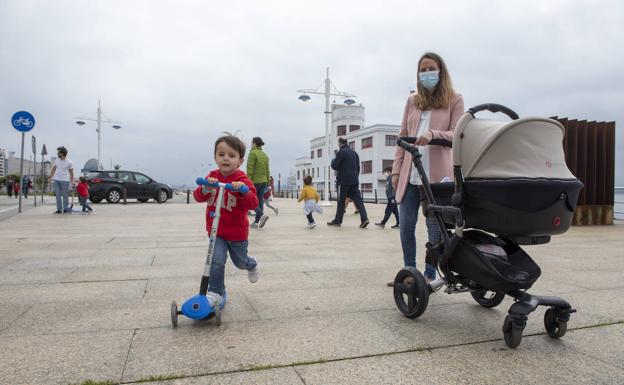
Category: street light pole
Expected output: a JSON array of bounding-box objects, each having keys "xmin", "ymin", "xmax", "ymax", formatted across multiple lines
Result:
[
  {"xmin": 297, "ymin": 67, "xmax": 356, "ymax": 206},
  {"xmin": 76, "ymin": 100, "xmax": 122, "ymax": 170}
]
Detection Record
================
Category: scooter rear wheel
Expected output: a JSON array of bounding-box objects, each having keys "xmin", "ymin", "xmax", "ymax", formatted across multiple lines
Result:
[{"xmin": 170, "ymin": 301, "xmax": 178, "ymax": 328}]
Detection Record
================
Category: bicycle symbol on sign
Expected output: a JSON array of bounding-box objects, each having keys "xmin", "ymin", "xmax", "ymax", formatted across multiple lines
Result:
[{"xmin": 13, "ymin": 117, "xmax": 34, "ymax": 128}]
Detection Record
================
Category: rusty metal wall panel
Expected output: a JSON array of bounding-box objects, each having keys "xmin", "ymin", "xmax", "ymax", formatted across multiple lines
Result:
[
  {"xmin": 595, "ymin": 121, "xmax": 607, "ymax": 205},
  {"xmin": 586, "ymin": 121, "xmax": 597, "ymax": 205},
  {"xmin": 577, "ymin": 120, "xmax": 588, "ymax": 205},
  {"xmin": 605, "ymin": 121, "xmax": 615, "ymax": 205}
]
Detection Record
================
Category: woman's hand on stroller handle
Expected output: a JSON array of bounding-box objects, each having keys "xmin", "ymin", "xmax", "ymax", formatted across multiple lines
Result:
[
  {"xmin": 196, "ymin": 177, "xmax": 250, "ymax": 194},
  {"xmin": 397, "ymin": 136, "xmax": 452, "ymax": 149}
]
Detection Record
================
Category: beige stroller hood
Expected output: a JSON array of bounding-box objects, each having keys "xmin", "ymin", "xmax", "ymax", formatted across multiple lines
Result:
[{"xmin": 452, "ymin": 113, "xmax": 576, "ymax": 180}]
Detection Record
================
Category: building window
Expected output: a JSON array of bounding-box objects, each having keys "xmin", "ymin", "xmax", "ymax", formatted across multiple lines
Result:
[
  {"xmin": 312, "ymin": 168, "xmax": 314, "ymax": 177},
  {"xmin": 349, "ymin": 125, "xmax": 360, "ymax": 132},
  {"xmin": 348, "ymin": 141, "xmax": 355, "ymax": 150},
  {"xmin": 361, "ymin": 137, "xmax": 373, "ymax": 149},
  {"xmin": 297, "ymin": 171, "xmax": 300, "ymax": 180},
  {"xmin": 317, "ymin": 167, "xmax": 319, "ymax": 178},
  {"xmin": 385, "ymin": 135, "xmax": 398, "ymax": 146},
  {"xmin": 361, "ymin": 183, "xmax": 372, "ymax": 192},
  {"xmin": 317, "ymin": 148, "xmax": 322, "ymax": 158},
  {"xmin": 382, "ymin": 159, "xmax": 394, "ymax": 172},
  {"xmin": 337, "ymin": 125, "xmax": 347, "ymax": 136},
  {"xmin": 361, "ymin": 160, "xmax": 372, "ymax": 174},
  {"xmin": 310, "ymin": 151, "xmax": 314, "ymax": 159}
]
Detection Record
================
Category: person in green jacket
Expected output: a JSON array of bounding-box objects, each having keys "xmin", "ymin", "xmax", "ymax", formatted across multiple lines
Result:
[{"xmin": 247, "ymin": 137, "xmax": 271, "ymax": 228}]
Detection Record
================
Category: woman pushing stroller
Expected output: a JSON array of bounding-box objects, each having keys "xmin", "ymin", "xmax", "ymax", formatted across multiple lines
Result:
[{"xmin": 391, "ymin": 52, "xmax": 464, "ymax": 284}]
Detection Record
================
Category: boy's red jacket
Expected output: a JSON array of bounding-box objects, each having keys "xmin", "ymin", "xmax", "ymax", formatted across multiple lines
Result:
[
  {"xmin": 77, "ymin": 182, "xmax": 89, "ymax": 197},
  {"xmin": 193, "ymin": 169, "xmax": 258, "ymax": 241}
]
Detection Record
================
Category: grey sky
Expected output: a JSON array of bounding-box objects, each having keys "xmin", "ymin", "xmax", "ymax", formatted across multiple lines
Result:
[{"xmin": 1, "ymin": 0, "xmax": 622, "ymax": 187}]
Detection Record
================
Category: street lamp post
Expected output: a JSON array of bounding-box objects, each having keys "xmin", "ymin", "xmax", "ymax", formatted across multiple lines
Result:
[
  {"xmin": 75, "ymin": 100, "xmax": 122, "ymax": 170},
  {"xmin": 297, "ymin": 67, "xmax": 356, "ymax": 206}
]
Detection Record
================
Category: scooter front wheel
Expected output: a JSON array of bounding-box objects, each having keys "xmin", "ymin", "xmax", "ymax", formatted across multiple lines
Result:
[{"xmin": 170, "ymin": 301, "xmax": 179, "ymax": 328}]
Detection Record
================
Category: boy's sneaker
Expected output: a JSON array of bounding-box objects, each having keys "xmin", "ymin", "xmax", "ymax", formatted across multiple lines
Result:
[
  {"xmin": 375, "ymin": 222, "xmax": 385, "ymax": 228},
  {"xmin": 360, "ymin": 219, "xmax": 370, "ymax": 228},
  {"xmin": 258, "ymin": 214, "xmax": 269, "ymax": 228},
  {"xmin": 53, "ymin": 210, "xmax": 62, "ymax": 214},
  {"xmin": 308, "ymin": 222, "xmax": 318, "ymax": 229},
  {"xmin": 250, "ymin": 222, "xmax": 258, "ymax": 229},
  {"xmin": 391, "ymin": 224, "xmax": 400, "ymax": 229},
  {"xmin": 206, "ymin": 291, "xmax": 223, "ymax": 309},
  {"xmin": 248, "ymin": 257, "xmax": 259, "ymax": 283},
  {"xmin": 274, "ymin": 207, "xmax": 279, "ymax": 215},
  {"xmin": 327, "ymin": 220, "xmax": 341, "ymax": 227}
]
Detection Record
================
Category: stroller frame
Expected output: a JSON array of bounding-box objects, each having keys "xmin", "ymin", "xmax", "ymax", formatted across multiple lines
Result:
[{"xmin": 393, "ymin": 104, "xmax": 575, "ymax": 349}]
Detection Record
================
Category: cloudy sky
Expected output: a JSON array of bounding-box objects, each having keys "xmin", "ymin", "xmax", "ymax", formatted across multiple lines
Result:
[{"xmin": 1, "ymin": 0, "xmax": 622, "ymax": 187}]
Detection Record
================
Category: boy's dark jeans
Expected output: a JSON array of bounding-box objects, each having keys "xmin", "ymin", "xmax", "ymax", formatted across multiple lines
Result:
[
  {"xmin": 79, "ymin": 196, "xmax": 93, "ymax": 212},
  {"xmin": 306, "ymin": 213, "xmax": 314, "ymax": 224},
  {"xmin": 381, "ymin": 200, "xmax": 399, "ymax": 225}
]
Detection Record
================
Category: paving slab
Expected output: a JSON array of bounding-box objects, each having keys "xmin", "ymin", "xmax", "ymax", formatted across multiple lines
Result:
[
  {"xmin": 122, "ymin": 313, "xmax": 412, "ymax": 382},
  {"xmin": 0, "ymin": 330, "xmax": 133, "ymax": 385},
  {"xmin": 296, "ymin": 325, "xmax": 624, "ymax": 385},
  {"xmin": 0, "ymin": 280, "xmax": 148, "ymax": 304},
  {"xmin": 0, "ymin": 302, "xmax": 32, "ymax": 332}
]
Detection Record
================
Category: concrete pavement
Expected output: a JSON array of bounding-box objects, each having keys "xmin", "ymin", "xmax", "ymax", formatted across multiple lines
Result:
[{"xmin": 0, "ymin": 197, "xmax": 623, "ymax": 384}]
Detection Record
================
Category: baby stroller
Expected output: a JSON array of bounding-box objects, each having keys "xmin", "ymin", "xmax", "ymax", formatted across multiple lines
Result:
[{"xmin": 393, "ymin": 103, "xmax": 583, "ymax": 348}]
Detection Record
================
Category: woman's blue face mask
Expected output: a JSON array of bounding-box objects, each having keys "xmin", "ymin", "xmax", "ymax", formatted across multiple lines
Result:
[{"xmin": 419, "ymin": 70, "xmax": 440, "ymax": 90}]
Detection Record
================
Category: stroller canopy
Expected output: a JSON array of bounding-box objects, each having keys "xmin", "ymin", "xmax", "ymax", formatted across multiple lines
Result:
[{"xmin": 453, "ymin": 114, "xmax": 576, "ymax": 180}]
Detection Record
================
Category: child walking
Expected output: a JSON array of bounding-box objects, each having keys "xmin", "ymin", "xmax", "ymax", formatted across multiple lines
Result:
[
  {"xmin": 193, "ymin": 134, "xmax": 260, "ymax": 309},
  {"xmin": 375, "ymin": 167, "xmax": 400, "ymax": 229},
  {"xmin": 76, "ymin": 176, "xmax": 93, "ymax": 214},
  {"xmin": 298, "ymin": 175, "xmax": 322, "ymax": 228},
  {"xmin": 263, "ymin": 175, "xmax": 279, "ymax": 215}
]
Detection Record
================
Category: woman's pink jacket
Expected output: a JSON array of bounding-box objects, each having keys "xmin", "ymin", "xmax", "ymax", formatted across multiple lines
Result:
[{"xmin": 392, "ymin": 92, "xmax": 465, "ymax": 203}]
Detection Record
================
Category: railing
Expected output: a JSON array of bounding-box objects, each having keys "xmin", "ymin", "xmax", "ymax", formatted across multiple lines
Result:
[{"xmin": 277, "ymin": 188, "xmax": 390, "ymax": 204}]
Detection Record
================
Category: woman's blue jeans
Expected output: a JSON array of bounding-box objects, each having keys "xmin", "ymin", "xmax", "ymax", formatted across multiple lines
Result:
[{"xmin": 399, "ymin": 183, "xmax": 441, "ymax": 279}]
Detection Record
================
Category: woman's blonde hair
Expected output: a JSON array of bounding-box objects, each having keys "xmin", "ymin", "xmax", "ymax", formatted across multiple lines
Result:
[{"xmin": 414, "ymin": 52, "xmax": 454, "ymax": 110}]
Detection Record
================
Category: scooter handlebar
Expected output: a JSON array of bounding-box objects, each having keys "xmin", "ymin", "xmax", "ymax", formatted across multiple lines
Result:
[{"xmin": 195, "ymin": 177, "xmax": 250, "ymax": 194}]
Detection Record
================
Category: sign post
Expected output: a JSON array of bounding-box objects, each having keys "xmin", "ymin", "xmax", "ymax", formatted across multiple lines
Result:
[
  {"xmin": 41, "ymin": 144, "xmax": 47, "ymax": 204},
  {"xmin": 11, "ymin": 111, "xmax": 36, "ymax": 213},
  {"xmin": 32, "ymin": 136, "xmax": 37, "ymax": 207}
]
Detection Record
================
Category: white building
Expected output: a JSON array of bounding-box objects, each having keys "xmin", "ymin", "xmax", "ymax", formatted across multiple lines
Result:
[{"xmin": 294, "ymin": 103, "xmax": 400, "ymax": 201}]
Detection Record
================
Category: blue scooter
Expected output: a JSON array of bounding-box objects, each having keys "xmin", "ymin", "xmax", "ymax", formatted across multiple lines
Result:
[{"xmin": 170, "ymin": 177, "xmax": 249, "ymax": 327}]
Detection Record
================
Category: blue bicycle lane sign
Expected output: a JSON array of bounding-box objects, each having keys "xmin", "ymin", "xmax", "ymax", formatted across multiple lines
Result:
[{"xmin": 11, "ymin": 111, "xmax": 36, "ymax": 132}]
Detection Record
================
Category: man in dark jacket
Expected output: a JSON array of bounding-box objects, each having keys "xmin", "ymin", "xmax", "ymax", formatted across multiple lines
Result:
[{"xmin": 327, "ymin": 137, "xmax": 369, "ymax": 228}]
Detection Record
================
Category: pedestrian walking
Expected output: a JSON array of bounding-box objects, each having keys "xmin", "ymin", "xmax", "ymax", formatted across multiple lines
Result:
[
  {"xmin": 48, "ymin": 146, "xmax": 75, "ymax": 214},
  {"xmin": 375, "ymin": 167, "xmax": 400, "ymax": 229},
  {"xmin": 327, "ymin": 137, "xmax": 369, "ymax": 228},
  {"xmin": 298, "ymin": 175, "xmax": 322, "ymax": 228},
  {"xmin": 247, "ymin": 137, "xmax": 271, "ymax": 229}
]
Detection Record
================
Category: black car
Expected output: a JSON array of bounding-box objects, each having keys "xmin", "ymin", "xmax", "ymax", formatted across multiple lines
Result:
[{"xmin": 85, "ymin": 170, "xmax": 173, "ymax": 203}]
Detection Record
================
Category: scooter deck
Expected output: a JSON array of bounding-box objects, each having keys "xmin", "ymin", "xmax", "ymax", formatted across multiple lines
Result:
[{"xmin": 180, "ymin": 293, "xmax": 227, "ymax": 320}]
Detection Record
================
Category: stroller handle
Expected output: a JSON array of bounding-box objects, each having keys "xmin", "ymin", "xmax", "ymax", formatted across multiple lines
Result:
[
  {"xmin": 196, "ymin": 177, "xmax": 250, "ymax": 194},
  {"xmin": 467, "ymin": 103, "xmax": 519, "ymax": 120},
  {"xmin": 398, "ymin": 136, "xmax": 452, "ymax": 148}
]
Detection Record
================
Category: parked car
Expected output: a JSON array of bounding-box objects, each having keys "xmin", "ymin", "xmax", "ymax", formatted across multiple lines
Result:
[{"xmin": 85, "ymin": 170, "xmax": 173, "ymax": 203}]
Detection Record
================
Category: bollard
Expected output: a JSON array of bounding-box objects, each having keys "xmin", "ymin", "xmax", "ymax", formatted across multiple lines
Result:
[
  {"xmin": 187, "ymin": 189, "xmax": 190, "ymax": 204},
  {"xmin": 123, "ymin": 187, "xmax": 127, "ymax": 205},
  {"xmin": 374, "ymin": 189, "xmax": 378, "ymax": 204}
]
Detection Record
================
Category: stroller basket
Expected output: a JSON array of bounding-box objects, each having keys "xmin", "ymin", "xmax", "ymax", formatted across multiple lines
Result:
[{"xmin": 447, "ymin": 230, "xmax": 541, "ymax": 292}]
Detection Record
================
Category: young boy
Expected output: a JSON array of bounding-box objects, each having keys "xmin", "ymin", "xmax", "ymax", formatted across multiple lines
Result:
[
  {"xmin": 76, "ymin": 176, "xmax": 93, "ymax": 214},
  {"xmin": 193, "ymin": 134, "xmax": 260, "ymax": 308}
]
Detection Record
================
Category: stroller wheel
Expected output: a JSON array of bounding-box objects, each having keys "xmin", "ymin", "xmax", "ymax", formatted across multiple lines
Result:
[
  {"xmin": 544, "ymin": 308, "xmax": 567, "ymax": 338},
  {"xmin": 170, "ymin": 301, "xmax": 178, "ymax": 328},
  {"xmin": 393, "ymin": 267, "xmax": 429, "ymax": 319},
  {"xmin": 470, "ymin": 290, "xmax": 505, "ymax": 308},
  {"xmin": 502, "ymin": 315, "xmax": 524, "ymax": 348}
]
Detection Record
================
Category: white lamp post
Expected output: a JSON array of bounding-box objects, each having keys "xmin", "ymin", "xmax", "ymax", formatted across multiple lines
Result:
[
  {"xmin": 75, "ymin": 100, "xmax": 122, "ymax": 170},
  {"xmin": 297, "ymin": 67, "xmax": 356, "ymax": 206}
]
